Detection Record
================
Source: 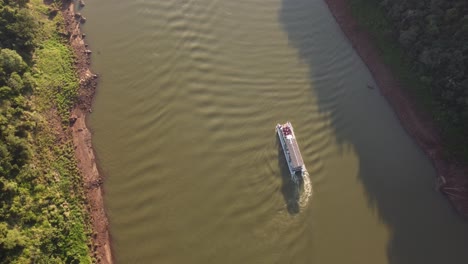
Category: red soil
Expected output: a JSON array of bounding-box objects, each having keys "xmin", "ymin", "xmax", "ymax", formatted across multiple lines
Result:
[
  {"xmin": 323, "ymin": 0, "xmax": 468, "ymax": 218},
  {"xmin": 60, "ymin": 1, "xmax": 113, "ymax": 263}
]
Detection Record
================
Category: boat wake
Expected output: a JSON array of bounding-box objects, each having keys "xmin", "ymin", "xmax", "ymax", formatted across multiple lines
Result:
[{"xmin": 298, "ymin": 171, "xmax": 312, "ymax": 208}]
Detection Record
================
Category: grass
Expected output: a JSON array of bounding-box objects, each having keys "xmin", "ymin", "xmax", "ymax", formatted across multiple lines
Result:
[
  {"xmin": 28, "ymin": 1, "xmax": 92, "ymax": 261},
  {"xmin": 34, "ymin": 39, "xmax": 79, "ymax": 120},
  {"xmin": 31, "ymin": 0, "xmax": 79, "ymax": 121},
  {"xmin": 0, "ymin": 0, "xmax": 93, "ymax": 262}
]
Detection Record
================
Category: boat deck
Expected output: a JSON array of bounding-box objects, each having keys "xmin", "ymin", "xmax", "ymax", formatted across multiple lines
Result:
[
  {"xmin": 285, "ymin": 136, "xmax": 304, "ymax": 171},
  {"xmin": 277, "ymin": 122, "xmax": 305, "ymax": 173}
]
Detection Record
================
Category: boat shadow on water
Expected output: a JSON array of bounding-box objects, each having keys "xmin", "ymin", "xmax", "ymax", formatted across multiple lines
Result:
[
  {"xmin": 279, "ymin": 0, "xmax": 468, "ymax": 263},
  {"xmin": 276, "ymin": 135, "xmax": 303, "ymax": 215}
]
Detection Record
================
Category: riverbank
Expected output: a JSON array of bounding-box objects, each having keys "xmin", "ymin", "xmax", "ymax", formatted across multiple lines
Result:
[
  {"xmin": 60, "ymin": 1, "xmax": 113, "ymax": 263},
  {"xmin": 323, "ymin": 0, "xmax": 468, "ymax": 218}
]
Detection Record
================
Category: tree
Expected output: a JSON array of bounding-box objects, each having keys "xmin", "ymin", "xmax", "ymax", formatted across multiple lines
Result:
[{"xmin": 0, "ymin": 49, "xmax": 26, "ymax": 77}]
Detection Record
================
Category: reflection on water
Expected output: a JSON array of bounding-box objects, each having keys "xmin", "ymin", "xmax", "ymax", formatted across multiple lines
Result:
[
  {"xmin": 276, "ymin": 135, "xmax": 313, "ymax": 215},
  {"xmin": 280, "ymin": 0, "xmax": 468, "ymax": 263},
  {"xmin": 277, "ymin": 136, "xmax": 301, "ymax": 214}
]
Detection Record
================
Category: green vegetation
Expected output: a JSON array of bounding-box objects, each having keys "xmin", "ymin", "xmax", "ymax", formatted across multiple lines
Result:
[
  {"xmin": 0, "ymin": 0, "xmax": 92, "ymax": 263},
  {"xmin": 349, "ymin": 0, "xmax": 468, "ymax": 159}
]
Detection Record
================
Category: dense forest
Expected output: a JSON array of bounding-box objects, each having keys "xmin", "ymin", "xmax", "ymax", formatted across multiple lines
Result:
[
  {"xmin": 350, "ymin": 0, "xmax": 468, "ymax": 158},
  {"xmin": 0, "ymin": 0, "xmax": 91, "ymax": 263}
]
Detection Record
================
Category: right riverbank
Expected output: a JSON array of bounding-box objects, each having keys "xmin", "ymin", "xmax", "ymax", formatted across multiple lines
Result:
[{"xmin": 323, "ymin": 0, "xmax": 468, "ymax": 218}]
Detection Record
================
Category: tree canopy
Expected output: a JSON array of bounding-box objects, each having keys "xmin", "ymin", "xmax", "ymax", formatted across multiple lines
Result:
[
  {"xmin": 0, "ymin": 1, "xmax": 91, "ymax": 262},
  {"xmin": 352, "ymin": 0, "xmax": 468, "ymax": 157}
]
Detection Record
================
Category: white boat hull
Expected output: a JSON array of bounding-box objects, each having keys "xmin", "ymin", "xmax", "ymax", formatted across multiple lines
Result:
[{"xmin": 276, "ymin": 122, "xmax": 306, "ymax": 183}]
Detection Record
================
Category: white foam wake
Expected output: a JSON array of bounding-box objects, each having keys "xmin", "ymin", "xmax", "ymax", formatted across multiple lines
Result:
[{"xmin": 299, "ymin": 171, "xmax": 312, "ymax": 208}]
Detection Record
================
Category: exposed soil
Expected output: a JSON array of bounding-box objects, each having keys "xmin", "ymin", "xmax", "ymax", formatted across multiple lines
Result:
[
  {"xmin": 46, "ymin": 0, "xmax": 468, "ymax": 262},
  {"xmin": 323, "ymin": 0, "xmax": 468, "ymax": 218},
  {"xmin": 59, "ymin": 0, "xmax": 113, "ymax": 263}
]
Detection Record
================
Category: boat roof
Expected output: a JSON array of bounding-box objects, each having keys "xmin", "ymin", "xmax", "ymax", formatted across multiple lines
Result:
[
  {"xmin": 285, "ymin": 136, "xmax": 304, "ymax": 169},
  {"xmin": 280, "ymin": 122, "xmax": 304, "ymax": 170}
]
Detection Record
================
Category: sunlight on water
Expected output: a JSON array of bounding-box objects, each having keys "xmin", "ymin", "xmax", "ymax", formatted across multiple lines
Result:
[{"xmin": 82, "ymin": 0, "xmax": 468, "ymax": 263}]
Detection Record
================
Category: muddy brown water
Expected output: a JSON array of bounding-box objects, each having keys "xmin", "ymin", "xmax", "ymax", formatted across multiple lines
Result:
[{"xmin": 80, "ymin": 0, "xmax": 468, "ymax": 263}]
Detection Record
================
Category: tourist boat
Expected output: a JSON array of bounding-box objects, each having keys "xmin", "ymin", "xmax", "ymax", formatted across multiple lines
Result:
[{"xmin": 276, "ymin": 121, "xmax": 306, "ymax": 182}]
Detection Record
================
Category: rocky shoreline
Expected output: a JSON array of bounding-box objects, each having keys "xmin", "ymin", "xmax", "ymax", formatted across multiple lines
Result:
[
  {"xmin": 323, "ymin": 0, "xmax": 468, "ymax": 218},
  {"xmin": 60, "ymin": 0, "xmax": 113, "ymax": 263}
]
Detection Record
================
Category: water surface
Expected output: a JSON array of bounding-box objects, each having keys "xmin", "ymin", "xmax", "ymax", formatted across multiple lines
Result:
[{"xmin": 81, "ymin": 0, "xmax": 468, "ymax": 263}]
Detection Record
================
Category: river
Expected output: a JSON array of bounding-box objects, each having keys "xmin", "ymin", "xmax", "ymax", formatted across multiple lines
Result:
[{"xmin": 80, "ymin": 0, "xmax": 468, "ymax": 263}]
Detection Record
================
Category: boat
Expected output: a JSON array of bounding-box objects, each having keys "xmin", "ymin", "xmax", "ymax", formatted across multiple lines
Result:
[{"xmin": 276, "ymin": 121, "xmax": 306, "ymax": 183}]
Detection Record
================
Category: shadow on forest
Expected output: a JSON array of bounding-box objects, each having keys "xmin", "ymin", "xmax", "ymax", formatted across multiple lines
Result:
[{"xmin": 279, "ymin": 0, "xmax": 468, "ymax": 263}]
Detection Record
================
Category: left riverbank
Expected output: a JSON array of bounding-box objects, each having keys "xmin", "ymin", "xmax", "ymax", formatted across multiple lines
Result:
[
  {"xmin": 60, "ymin": 0, "xmax": 113, "ymax": 263},
  {"xmin": 0, "ymin": 0, "xmax": 111, "ymax": 262}
]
